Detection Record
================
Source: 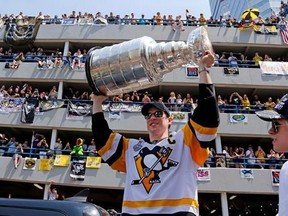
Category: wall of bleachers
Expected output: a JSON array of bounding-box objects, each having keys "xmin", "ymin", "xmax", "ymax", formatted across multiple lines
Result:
[{"xmin": 1, "ymin": 8, "xmax": 288, "ymax": 215}]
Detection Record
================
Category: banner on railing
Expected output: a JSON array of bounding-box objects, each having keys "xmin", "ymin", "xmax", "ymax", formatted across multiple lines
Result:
[
  {"xmin": 0, "ymin": 19, "xmax": 4, "ymax": 29},
  {"xmin": 39, "ymin": 100, "xmax": 65, "ymax": 112},
  {"xmin": 229, "ymin": 114, "xmax": 248, "ymax": 123},
  {"xmin": 197, "ymin": 168, "xmax": 211, "ymax": 181},
  {"xmin": 4, "ymin": 16, "xmax": 41, "ymax": 46},
  {"xmin": 23, "ymin": 157, "xmax": 37, "ymax": 170},
  {"xmin": 224, "ymin": 67, "xmax": 239, "ymax": 75},
  {"xmin": 62, "ymin": 18, "xmax": 76, "ymax": 25},
  {"xmin": 271, "ymin": 170, "xmax": 280, "ymax": 186},
  {"xmin": 185, "ymin": 65, "xmax": 199, "ymax": 78},
  {"xmin": 109, "ymin": 110, "xmax": 121, "ymax": 119},
  {"xmin": 240, "ymin": 169, "xmax": 254, "ymax": 179},
  {"xmin": 86, "ymin": 156, "xmax": 102, "ymax": 169},
  {"xmin": 259, "ymin": 61, "xmax": 288, "ymax": 75},
  {"xmin": 170, "ymin": 111, "xmax": 188, "ymax": 123},
  {"xmin": 0, "ymin": 98, "xmax": 25, "ymax": 113},
  {"xmin": 253, "ymin": 25, "xmax": 277, "ymax": 35},
  {"xmin": 108, "ymin": 102, "xmax": 142, "ymax": 112},
  {"xmin": 21, "ymin": 98, "xmax": 37, "ymax": 123},
  {"xmin": 77, "ymin": 18, "xmax": 93, "ymax": 25},
  {"xmin": 70, "ymin": 159, "xmax": 86, "ymax": 181},
  {"xmin": 38, "ymin": 158, "xmax": 54, "ymax": 171},
  {"xmin": 20, "ymin": 98, "xmax": 65, "ymax": 123},
  {"xmin": 66, "ymin": 100, "xmax": 91, "ymax": 120},
  {"xmin": 53, "ymin": 155, "xmax": 71, "ymax": 167},
  {"xmin": 215, "ymin": 154, "xmax": 226, "ymax": 167}
]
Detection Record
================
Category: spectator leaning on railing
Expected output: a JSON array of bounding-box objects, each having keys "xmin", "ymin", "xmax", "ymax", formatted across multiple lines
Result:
[
  {"xmin": 13, "ymin": 143, "xmax": 23, "ymax": 169},
  {"xmin": 0, "ymin": 133, "xmax": 9, "ymax": 156}
]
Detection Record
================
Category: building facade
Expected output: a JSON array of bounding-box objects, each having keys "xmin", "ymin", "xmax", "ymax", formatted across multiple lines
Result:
[
  {"xmin": 0, "ymin": 17, "xmax": 287, "ymax": 215},
  {"xmin": 210, "ymin": 0, "xmax": 282, "ymax": 20}
]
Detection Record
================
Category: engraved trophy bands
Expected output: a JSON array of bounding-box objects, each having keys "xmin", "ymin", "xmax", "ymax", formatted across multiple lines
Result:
[{"xmin": 85, "ymin": 26, "xmax": 213, "ymax": 96}]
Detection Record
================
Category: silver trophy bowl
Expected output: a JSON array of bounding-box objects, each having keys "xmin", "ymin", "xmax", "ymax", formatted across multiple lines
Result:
[{"xmin": 85, "ymin": 26, "xmax": 213, "ymax": 96}]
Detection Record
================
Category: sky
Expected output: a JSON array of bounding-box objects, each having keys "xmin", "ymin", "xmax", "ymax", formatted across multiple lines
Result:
[{"xmin": 0, "ymin": 0, "xmax": 211, "ymax": 19}]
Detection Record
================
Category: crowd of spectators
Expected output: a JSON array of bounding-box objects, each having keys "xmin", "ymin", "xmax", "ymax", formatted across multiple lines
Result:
[
  {"xmin": 1, "ymin": 5, "xmax": 288, "ymax": 69},
  {"xmin": 0, "ymin": 131, "xmax": 287, "ymax": 170},
  {"xmin": 99, "ymin": 89, "xmax": 282, "ymax": 114},
  {"xmin": 213, "ymin": 51, "xmax": 280, "ymax": 68},
  {"xmin": 0, "ymin": 81, "xmax": 284, "ymax": 115},
  {"xmin": 2, "ymin": 46, "xmax": 284, "ymax": 70},
  {"xmin": 0, "ymin": 46, "xmax": 88, "ymax": 70},
  {"xmin": 216, "ymin": 145, "xmax": 287, "ymax": 169},
  {"xmin": 1, "ymin": 5, "xmax": 287, "ymax": 29},
  {"xmin": 0, "ymin": 5, "xmax": 287, "ymax": 169},
  {"xmin": 217, "ymin": 92, "xmax": 280, "ymax": 114},
  {"xmin": 0, "ymin": 82, "xmax": 58, "ymax": 103},
  {"xmin": 0, "ymin": 133, "xmax": 98, "ymax": 160},
  {"xmin": 0, "ymin": 1, "xmax": 288, "ymax": 31}
]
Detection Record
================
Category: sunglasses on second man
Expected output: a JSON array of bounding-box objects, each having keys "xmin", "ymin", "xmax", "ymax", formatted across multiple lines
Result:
[
  {"xmin": 144, "ymin": 110, "xmax": 165, "ymax": 120},
  {"xmin": 271, "ymin": 120, "xmax": 288, "ymax": 133}
]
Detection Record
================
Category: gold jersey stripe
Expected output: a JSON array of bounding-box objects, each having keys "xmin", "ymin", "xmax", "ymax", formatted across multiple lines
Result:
[
  {"xmin": 190, "ymin": 119, "xmax": 218, "ymax": 135},
  {"xmin": 123, "ymin": 197, "xmax": 199, "ymax": 208},
  {"xmin": 182, "ymin": 124, "xmax": 209, "ymax": 166},
  {"xmin": 98, "ymin": 132, "xmax": 117, "ymax": 156}
]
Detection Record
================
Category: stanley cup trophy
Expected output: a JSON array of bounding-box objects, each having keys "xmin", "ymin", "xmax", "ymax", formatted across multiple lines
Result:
[{"xmin": 85, "ymin": 26, "xmax": 213, "ymax": 96}]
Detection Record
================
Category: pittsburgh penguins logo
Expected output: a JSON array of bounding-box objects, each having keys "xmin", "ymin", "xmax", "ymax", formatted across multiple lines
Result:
[
  {"xmin": 25, "ymin": 158, "xmax": 36, "ymax": 169},
  {"xmin": 132, "ymin": 146, "xmax": 178, "ymax": 193}
]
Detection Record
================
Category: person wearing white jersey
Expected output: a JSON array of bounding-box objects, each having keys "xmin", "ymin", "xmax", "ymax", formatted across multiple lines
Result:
[{"xmin": 91, "ymin": 50, "xmax": 219, "ymax": 216}]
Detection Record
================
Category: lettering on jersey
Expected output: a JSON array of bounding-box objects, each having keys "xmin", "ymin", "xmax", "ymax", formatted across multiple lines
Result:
[
  {"xmin": 133, "ymin": 138, "xmax": 144, "ymax": 152},
  {"xmin": 132, "ymin": 146, "xmax": 179, "ymax": 193},
  {"xmin": 168, "ymin": 133, "xmax": 176, "ymax": 144}
]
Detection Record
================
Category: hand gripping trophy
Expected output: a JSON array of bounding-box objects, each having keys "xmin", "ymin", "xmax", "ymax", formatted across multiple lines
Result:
[{"xmin": 85, "ymin": 26, "xmax": 213, "ymax": 96}]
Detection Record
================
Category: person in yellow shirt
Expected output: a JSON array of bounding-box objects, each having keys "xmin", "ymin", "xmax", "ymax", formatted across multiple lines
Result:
[
  {"xmin": 233, "ymin": 92, "xmax": 251, "ymax": 113},
  {"xmin": 240, "ymin": 94, "xmax": 251, "ymax": 112},
  {"xmin": 264, "ymin": 97, "xmax": 276, "ymax": 110},
  {"xmin": 253, "ymin": 52, "xmax": 263, "ymax": 66},
  {"xmin": 198, "ymin": 13, "xmax": 206, "ymax": 26},
  {"xmin": 155, "ymin": 12, "xmax": 162, "ymax": 25},
  {"xmin": 255, "ymin": 145, "xmax": 266, "ymax": 168}
]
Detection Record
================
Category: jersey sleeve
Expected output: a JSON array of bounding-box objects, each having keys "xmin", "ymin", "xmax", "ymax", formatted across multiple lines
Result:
[
  {"xmin": 91, "ymin": 112, "xmax": 127, "ymax": 172},
  {"xmin": 190, "ymin": 83, "xmax": 220, "ymax": 148},
  {"xmin": 92, "ymin": 112, "xmax": 113, "ymax": 151},
  {"xmin": 191, "ymin": 83, "xmax": 219, "ymax": 128}
]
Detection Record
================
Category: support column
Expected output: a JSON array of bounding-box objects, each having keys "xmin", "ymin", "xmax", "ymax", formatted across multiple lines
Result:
[
  {"xmin": 50, "ymin": 129, "xmax": 58, "ymax": 150},
  {"xmin": 58, "ymin": 81, "xmax": 63, "ymax": 100},
  {"xmin": 215, "ymin": 134, "xmax": 222, "ymax": 153},
  {"xmin": 43, "ymin": 183, "xmax": 49, "ymax": 200},
  {"xmin": 63, "ymin": 41, "xmax": 70, "ymax": 56},
  {"xmin": 221, "ymin": 192, "xmax": 229, "ymax": 216}
]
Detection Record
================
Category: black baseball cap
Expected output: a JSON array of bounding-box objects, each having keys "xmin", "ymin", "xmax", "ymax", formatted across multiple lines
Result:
[
  {"xmin": 256, "ymin": 94, "xmax": 288, "ymax": 121},
  {"xmin": 141, "ymin": 102, "xmax": 170, "ymax": 117}
]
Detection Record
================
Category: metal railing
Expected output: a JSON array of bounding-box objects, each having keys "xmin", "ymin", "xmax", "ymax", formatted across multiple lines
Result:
[{"xmin": 0, "ymin": 146, "xmax": 285, "ymax": 170}]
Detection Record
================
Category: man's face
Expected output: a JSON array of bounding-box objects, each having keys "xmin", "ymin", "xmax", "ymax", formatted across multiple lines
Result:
[
  {"xmin": 145, "ymin": 107, "xmax": 172, "ymax": 135},
  {"xmin": 269, "ymin": 119, "xmax": 288, "ymax": 152}
]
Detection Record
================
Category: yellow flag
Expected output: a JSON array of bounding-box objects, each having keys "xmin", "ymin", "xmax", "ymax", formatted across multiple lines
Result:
[
  {"xmin": 86, "ymin": 156, "xmax": 102, "ymax": 169},
  {"xmin": 39, "ymin": 159, "xmax": 53, "ymax": 171},
  {"xmin": 54, "ymin": 155, "xmax": 71, "ymax": 167}
]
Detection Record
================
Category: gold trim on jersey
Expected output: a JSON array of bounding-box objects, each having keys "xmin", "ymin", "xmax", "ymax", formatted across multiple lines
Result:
[{"xmin": 123, "ymin": 197, "xmax": 199, "ymax": 208}]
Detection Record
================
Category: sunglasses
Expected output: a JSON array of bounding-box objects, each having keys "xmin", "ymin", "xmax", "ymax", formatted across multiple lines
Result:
[
  {"xmin": 272, "ymin": 120, "xmax": 287, "ymax": 133},
  {"xmin": 144, "ymin": 110, "xmax": 164, "ymax": 120}
]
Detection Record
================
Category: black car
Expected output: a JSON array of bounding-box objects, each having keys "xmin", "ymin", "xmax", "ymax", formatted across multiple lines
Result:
[{"xmin": 0, "ymin": 188, "xmax": 110, "ymax": 216}]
